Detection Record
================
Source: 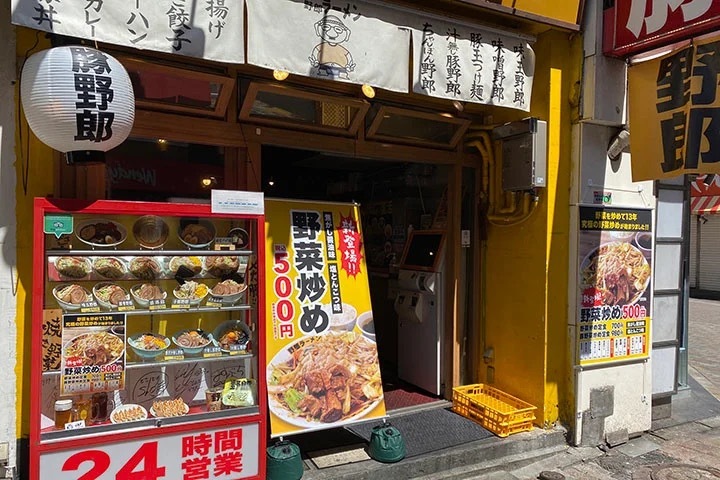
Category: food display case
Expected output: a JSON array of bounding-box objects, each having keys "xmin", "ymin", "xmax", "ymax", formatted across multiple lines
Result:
[{"xmin": 30, "ymin": 198, "xmax": 266, "ymax": 480}]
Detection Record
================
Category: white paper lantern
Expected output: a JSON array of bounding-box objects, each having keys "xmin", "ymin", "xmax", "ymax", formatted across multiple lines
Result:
[{"xmin": 20, "ymin": 46, "xmax": 135, "ymax": 153}]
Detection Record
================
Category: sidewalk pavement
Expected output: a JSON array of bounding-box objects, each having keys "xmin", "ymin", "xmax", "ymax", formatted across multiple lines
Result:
[
  {"xmin": 301, "ymin": 298, "xmax": 720, "ymax": 479},
  {"xmin": 464, "ymin": 297, "xmax": 720, "ymax": 480},
  {"xmin": 480, "ymin": 381, "xmax": 720, "ymax": 480}
]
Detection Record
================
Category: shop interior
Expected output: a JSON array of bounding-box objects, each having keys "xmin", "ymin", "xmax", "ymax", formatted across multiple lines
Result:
[
  {"xmin": 94, "ymin": 61, "xmax": 483, "ymax": 414},
  {"xmin": 105, "ymin": 139, "xmax": 460, "ymax": 410},
  {"xmin": 262, "ymin": 145, "xmax": 452, "ymax": 410}
]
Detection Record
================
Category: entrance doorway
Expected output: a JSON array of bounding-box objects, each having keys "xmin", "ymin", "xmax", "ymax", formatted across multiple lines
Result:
[{"xmin": 262, "ymin": 145, "xmax": 453, "ymax": 410}]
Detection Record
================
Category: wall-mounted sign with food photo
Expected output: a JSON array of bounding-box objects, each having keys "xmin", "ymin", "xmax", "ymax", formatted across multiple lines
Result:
[
  {"xmin": 60, "ymin": 313, "xmax": 126, "ymax": 395},
  {"xmin": 577, "ymin": 206, "xmax": 653, "ymax": 366},
  {"xmin": 264, "ymin": 199, "xmax": 386, "ymax": 437}
]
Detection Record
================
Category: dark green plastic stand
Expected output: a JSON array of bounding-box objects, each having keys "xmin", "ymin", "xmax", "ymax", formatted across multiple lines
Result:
[
  {"xmin": 368, "ymin": 420, "xmax": 406, "ymax": 463},
  {"xmin": 267, "ymin": 439, "xmax": 303, "ymax": 480}
]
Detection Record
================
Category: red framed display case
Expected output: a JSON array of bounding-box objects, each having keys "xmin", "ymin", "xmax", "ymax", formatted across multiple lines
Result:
[{"xmin": 31, "ymin": 198, "xmax": 267, "ymax": 480}]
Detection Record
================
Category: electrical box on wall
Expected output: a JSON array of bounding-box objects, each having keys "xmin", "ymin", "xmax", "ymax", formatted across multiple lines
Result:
[{"xmin": 492, "ymin": 118, "xmax": 547, "ymax": 191}]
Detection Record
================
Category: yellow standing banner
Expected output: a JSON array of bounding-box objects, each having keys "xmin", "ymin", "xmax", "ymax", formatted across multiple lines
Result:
[
  {"xmin": 629, "ymin": 34, "xmax": 720, "ymax": 181},
  {"xmin": 264, "ymin": 199, "xmax": 386, "ymax": 437}
]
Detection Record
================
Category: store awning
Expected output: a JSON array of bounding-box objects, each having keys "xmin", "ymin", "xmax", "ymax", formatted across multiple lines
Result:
[
  {"xmin": 691, "ymin": 175, "xmax": 720, "ymax": 214},
  {"xmin": 11, "ymin": 0, "xmax": 535, "ymax": 112},
  {"xmin": 692, "ymin": 195, "xmax": 720, "ymax": 215}
]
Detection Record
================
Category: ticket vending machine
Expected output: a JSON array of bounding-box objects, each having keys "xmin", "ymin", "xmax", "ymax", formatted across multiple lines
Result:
[{"xmin": 394, "ymin": 230, "xmax": 445, "ymax": 395}]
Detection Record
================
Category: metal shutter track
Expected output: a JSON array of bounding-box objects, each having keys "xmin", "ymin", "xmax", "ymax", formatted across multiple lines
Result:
[{"xmin": 690, "ymin": 216, "xmax": 698, "ymax": 288}]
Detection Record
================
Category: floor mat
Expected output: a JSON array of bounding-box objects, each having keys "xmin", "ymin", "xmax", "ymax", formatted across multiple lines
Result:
[
  {"xmin": 384, "ymin": 386, "xmax": 440, "ymax": 410},
  {"xmin": 345, "ymin": 407, "xmax": 494, "ymax": 458}
]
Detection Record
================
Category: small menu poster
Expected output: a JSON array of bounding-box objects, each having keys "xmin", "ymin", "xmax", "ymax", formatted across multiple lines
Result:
[{"xmin": 60, "ymin": 313, "xmax": 126, "ymax": 395}]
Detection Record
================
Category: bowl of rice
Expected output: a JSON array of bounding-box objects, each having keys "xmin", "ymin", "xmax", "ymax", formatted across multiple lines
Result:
[{"xmin": 322, "ymin": 302, "xmax": 357, "ymax": 332}]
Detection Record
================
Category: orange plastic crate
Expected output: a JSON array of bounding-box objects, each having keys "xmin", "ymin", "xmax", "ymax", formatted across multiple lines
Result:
[{"xmin": 452, "ymin": 384, "xmax": 537, "ymax": 437}]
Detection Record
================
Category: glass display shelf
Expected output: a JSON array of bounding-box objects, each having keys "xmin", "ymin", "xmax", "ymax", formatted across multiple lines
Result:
[
  {"xmin": 42, "ymin": 352, "xmax": 254, "ymax": 377},
  {"xmin": 44, "ymin": 304, "xmax": 253, "ymax": 316},
  {"xmin": 46, "ymin": 249, "xmax": 254, "ymax": 257},
  {"xmin": 40, "ymin": 405, "xmax": 260, "ymax": 442}
]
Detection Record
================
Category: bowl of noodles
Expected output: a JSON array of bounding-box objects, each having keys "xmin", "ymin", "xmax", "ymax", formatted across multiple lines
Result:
[
  {"xmin": 266, "ymin": 331, "xmax": 384, "ymax": 427},
  {"xmin": 93, "ymin": 283, "xmax": 131, "ymax": 310},
  {"xmin": 580, "ymin": 241, "xmax": 651, "ymax": 306},
  {"xmin": 178, "ymin": 220, "xmax": 216, "ymax": 249},
  {"xmin": 213, "ymin": 320, "xmax": 251, "ymax": 353},
  {"xmin": 63, "ymin": 331, "xmax": 124, "ymax": 366},
  {"xmin": 54, "ymin": 256, "xmax": 92, "ymax": 280},
  {"xmin": 52, "ymin": 284, "xmax": 92, "ymax": 311},
  {"xmin": 128, "ymin": 333, "xmax": 170, "ymax": 360},
  {"xmin": 172, "ymin": 329, "xmax": 214, "ymax": 355}
]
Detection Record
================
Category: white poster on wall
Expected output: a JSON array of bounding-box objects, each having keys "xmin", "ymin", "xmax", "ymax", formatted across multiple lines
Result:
[
  {"xmin": 246, "ymin": 0, "xmax": 410, "ymax": 93},
  {"xmin": 407, "ymin": 17, "xmax": 535, "ymax": 111},
  {"xmin": 11, "ymin": 0, "xmax": 244, "ymax": 63}
]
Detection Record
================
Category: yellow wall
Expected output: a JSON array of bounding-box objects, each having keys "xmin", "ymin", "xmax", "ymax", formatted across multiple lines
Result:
[
  {"xmin": 15, "ymin": 28, "xmax": 54, "ymax": 440},
  {"xmin": 503, "ymin": 0, "xmax": 582, "ymax": 25},
  {"xmin": 481, "ymin": 30, "xmax": 581, "ymax": 427}
]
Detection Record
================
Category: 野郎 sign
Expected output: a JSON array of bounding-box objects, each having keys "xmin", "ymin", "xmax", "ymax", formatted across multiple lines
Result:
[
  {"xmin": 628, "ymin": 34, "xmax": 720, "ymax": 181},
  {"xmin": 264, "ymin": 199, "xmax": 386, "ymax": 437},
  {"xmin": 246, "ymin": 0, "xmax": 535, "ymax": 110},
  {"xmin": 20, "ymin": 46, "xmax": 135, "ymax": 155},
  {"xmin": 408, "ymin": 16, "xmax": 535, "ymax": 111}
]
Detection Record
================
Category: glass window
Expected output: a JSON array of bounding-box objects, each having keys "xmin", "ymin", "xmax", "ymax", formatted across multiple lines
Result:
[
  {"xmin": 119, "ymin": 57, "xmax": 234, "ymax": 118},
  {"xmin": 240, "ymin": 82, "xmax": 369, "ymax": 136},
  {"xmin": 366, "ymin": 105, "xmax": 470, "ymax": 149},
  {"xmin": 105, "ymin": 138, "xmax": 225, "ymax": 202}
]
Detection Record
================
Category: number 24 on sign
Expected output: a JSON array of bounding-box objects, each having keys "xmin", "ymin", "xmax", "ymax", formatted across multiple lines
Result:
[{"xmin": 62, "ymin": 442, "xmax": 165, "ymax": 480}]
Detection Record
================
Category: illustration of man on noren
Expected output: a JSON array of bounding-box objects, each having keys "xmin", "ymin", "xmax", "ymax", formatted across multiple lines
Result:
[{"xmin": 309, "ymin": 14, "xmax": 356, "ymax": 79}]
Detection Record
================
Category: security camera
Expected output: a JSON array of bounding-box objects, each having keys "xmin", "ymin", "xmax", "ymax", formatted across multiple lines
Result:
[{"xmin": 607, "ymin": 129, "xmax": 630, "ymax": 162}]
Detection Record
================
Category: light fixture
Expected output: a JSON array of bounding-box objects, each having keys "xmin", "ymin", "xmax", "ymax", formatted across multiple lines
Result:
[
  {"xmin": 273, "ymin": 70, "xmax": 290, "ymax": 81},
  {"xmin": 362, "ymin": 84, "xmax": 376, "ymax": 99},
  {"xmin": 268, "ymin": 176, "xmax": 275, "ymax": 187},
  {"xmin": 607, "ymin": 128, "xmax": 630, "ymax": 162},
  {"xmin": 201, "ymin": 176, "xmax": 217, "ymax": 188},
  {"xmin": 157, "ymin": 138, "xmax": 168, "ymax": 145},
  {"xmin": 452, "ymin": 100, "xmax": 464, "ymax": 112},
  {"xmin": 20, "ymin": 46, "xmax": 135, "ymax": 157}
]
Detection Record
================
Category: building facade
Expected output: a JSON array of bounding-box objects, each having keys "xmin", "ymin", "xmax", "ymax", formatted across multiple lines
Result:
[{"xmin": 2, "ymin": 0, "xmax": 678, "ymax": 477}]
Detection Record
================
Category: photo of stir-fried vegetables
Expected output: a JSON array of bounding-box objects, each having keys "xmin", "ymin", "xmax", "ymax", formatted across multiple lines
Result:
[
  {"xmin": 267, "ymin": 332, "xmax": 383, "ymax": 426},
  {"xmin": 581, "ymin": 241, "xmax": 651, "ymax": 306},
  {"xmin": 64, "ymin": 331, "xmax": 124, "ymax": 366}
]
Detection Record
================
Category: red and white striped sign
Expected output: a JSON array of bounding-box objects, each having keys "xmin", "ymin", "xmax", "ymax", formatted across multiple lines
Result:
[{"xmin": 691, "ymin": 175, "xmax": 720, "ymax": 214}]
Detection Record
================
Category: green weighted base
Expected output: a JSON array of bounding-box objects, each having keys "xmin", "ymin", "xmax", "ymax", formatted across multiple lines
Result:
[
  {"xmin": 368, "ymin": 423, "xmax": 406, "ymax": 463},
  {"xmin": 267, "ymin": 440, "xmax": 303, "ymax": 480}
]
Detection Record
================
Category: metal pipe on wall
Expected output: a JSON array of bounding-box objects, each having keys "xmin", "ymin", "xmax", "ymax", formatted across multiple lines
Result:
[{"xmin": 466, "ymin": 130, "xmax": 540, "ymax": 226}]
